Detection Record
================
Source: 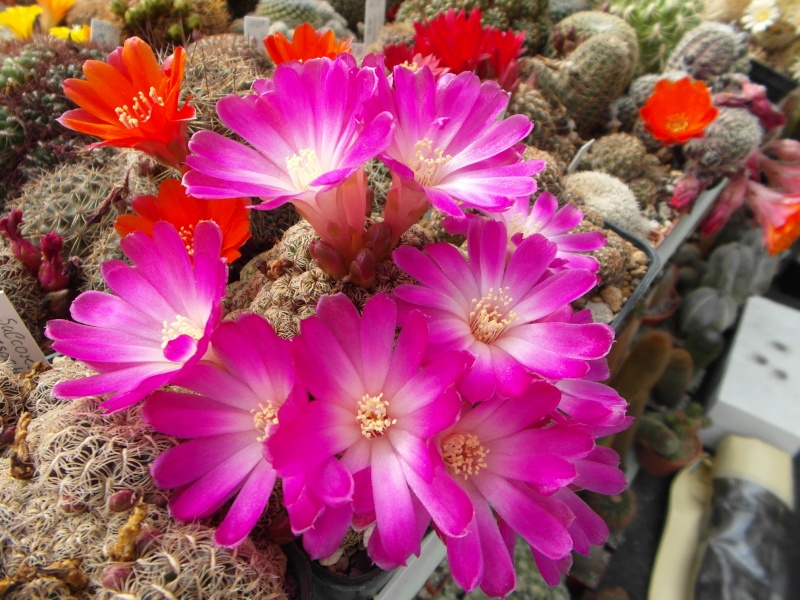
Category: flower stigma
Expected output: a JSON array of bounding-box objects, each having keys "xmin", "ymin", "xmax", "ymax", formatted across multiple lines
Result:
[
  {"xmin": 665, "ymin": 113, "xmax": 689, "ymax": 135},
  {"xmin": 469, "ymin": 287, "xmax": 518, "ymax": 344},
  {"xmin": 286, "ymin": 148, "xmax": 324, "ymax": 191},
  {"xmin": 161, "ymin": 315, "xmax": 203, "ymax": 348},
  {"xmin": 441, "ymin": 432, "xmax": 488, "ymax": 479},
  {"xmin": 252, "ymin": 402, "xmax": 279, "ymax": 442},
  {"xmin": 356, "ymin": 392, "xmax": 396, "ymax": 439},
  {"xmin": 412, "ymin": 137, "xmax": 453, "ymax": 187}
]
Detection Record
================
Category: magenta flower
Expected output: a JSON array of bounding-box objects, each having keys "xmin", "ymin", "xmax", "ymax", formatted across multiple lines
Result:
[
  {"xmin": 268, "ymin": 293, "xmax": 475, "ymax": 566},
  {"xmin": 45, "ymin": 221, "xmax": 227, "ymax": 412},
  {"xmin": 393, "ymin": 220, "xmax": 613, "ymax": 404},
  {"xmin": 432, "ymin": 386, "xmax": 626, "ymax": 595},
  {"xmin": 144, "ymin": 314, "xmax": 304, "ymax": 547},
  {"xmin": 367, "ymin": 64, "xmax": 540, "ymax": 233},
  {"xmin": 442, "ymin": 192, "xmax": 605, "ymax": 271},
  {"xmin": 183, "ymin": 54, "xmax": 394, "ymax": 210}
]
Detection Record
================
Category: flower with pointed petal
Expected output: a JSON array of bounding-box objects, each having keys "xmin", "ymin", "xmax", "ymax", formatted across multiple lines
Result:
[
  {"xmin": 741, "ymin": 0, "xmax": 780, "ymax": 34},
  {"xmin": 183, "ymin": 53, "xmax": 393, "ymax": 209},
  {"xmin": 115, "ymin": 179, "xmax": 251, "ymax": 264},
  {"xmin": 268, "ymin": 293, "xmax": 475, "ymax": 566},
  {"xmin": 37, "ymin": 0, "xmax": 75, "ymax": 30},
  {"xmin": 746, "ymin": 181, "xmax": 800, "ymax": 255},
  {"xmin": 759, "ymin": 139, "xmax": 800, "ymax": 194},
  {"xmin": 640, "ymin": 77, "xmax": 719, "ymax": 145},
  {"xmin": 381, "ymin": 44, "xmax": 450, "ymax": 79},
  {"xmin": 49, "ymin": 24, "xmax": 90, "ymax": 42},
  {"xmin": 144, "ymin": 313, "xmax": 304, "ymax": 547},
  {"xmin": 265, "ymin": 22, "xmax": 352, "ymax": 65},
  {"xmin": 58, "ymin": 37, "xmax": 195, "ymax": 170},
  {"xmin": 432, "ymin": 387, "xmax": 626, "ymax": 595},
  {"xmin": 45, "ymin": 221, "xmax": 227, "ymax": 412},
  {"xmin": 0, "ymin": 6, "xmax": 42, "ymax": 39},
  {"xmin": 393, "ymin": 220, "xmax": 613, "ymax": 404},
  {"xmin": 443, "ymin": 192, "xmax": 605, "ymax": 271},
  {"xmin": 368, "ymin": 64, "xmax": 538, "ymax": 232}
]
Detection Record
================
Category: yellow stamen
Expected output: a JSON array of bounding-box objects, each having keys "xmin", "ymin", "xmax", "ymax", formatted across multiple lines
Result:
[
  {"xmin": 412, "ymin": 137, "xmax": 452, "ymax": 188},
  {"xmin": 356, "ymin": 393, "xmax": 396, "ymax": 439},
  {"xmin": 665, "ymin": 113, "xmax": 689, "ymax": 134},
  {"xmin": 469, "ymin": 287, "xmax": 518, "ymax": 344},
  {"xmin": 251, "ymin": 402, "xmax": 279, "ymax": 442},
  {"xmin": 441, "ymin": 433, "xmax": 489, "ymax": 479},
  {"xmin": 115, "ymin": 87, "xmax": 164, "ymax": 129},
  {"xmin": 161, "ymin": 315, "xmax": 203, "ymax": 349},
  {"xmin": 285, "ymin": 148, "xmax": 324, "ymax": 191}
]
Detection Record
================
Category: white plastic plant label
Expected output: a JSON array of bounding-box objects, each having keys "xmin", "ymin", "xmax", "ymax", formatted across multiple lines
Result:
[
  {"xmin": 89, "ymin": 18, "xmax": 121, "ymax": 49},
  {"xmin": 0, "ymin": 291, "xmax": 47, "ymax": 373},
  {"xmin": 363, "ymin": 0, "xmax": 386, "ymax": 47},
  {"xmin": 244, "ymin": 16, "xmax": 272, "ymax": 56},
  {"xmin": 567, "ymin": 139, "xmax": 595, "ymax": 174}
]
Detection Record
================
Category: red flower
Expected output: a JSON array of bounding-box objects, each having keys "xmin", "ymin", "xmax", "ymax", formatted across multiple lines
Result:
[
  {"xmin": 58, "ymin": 37, "xmax": 195, "ymax": 170},
  {"xmin": 265, "ymin": 22, "xmax": 352, "ymax": 65},
  {"xmin": 413, "ymin": 8, "xmax": 524, "ymax": 91},
  {"xmin": 114, "ymin": 179, "xmax": 251, "ymax": 263},
  {"xmin": 639, "ymin": 77, "xmax": 719, "ymax": 145},
  {"xmin": 746, "ymin": 181, "xmax": 800, "ymax": 256}
]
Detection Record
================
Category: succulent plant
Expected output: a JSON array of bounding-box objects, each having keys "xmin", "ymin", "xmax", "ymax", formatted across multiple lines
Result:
[
  {"xmin": 665, "ymin": 22, "xmax": 748, "ymax": 81},
  {"xmin": 653, "ymin": 348, "xmax": 695, "ymax": 410},
  {"xmin": 550, "ymin": 10, "xmax": 640, "ymax": 65},
  {"xmin": 564, "ymin": 171, "xmax": 648, "ymax": 238},
  {"xmin": 110, "ymin": 0, "xmax": 230, "ymax": 47},
  {"xmin": 608, "ymin": 0, "xmax": 702, "ymax": 73},
  {"xmin": 0, "ymin": 241, "xmax": 46, "ymax": 344},
  {"xmin": 580, "ymin": 133, "xmax": 646, "ymax": 182},
  {"xmin": 254, "ymin": 0, "xmax": 352, "ymax": 40},
  {"xmin": 635, "ymin": 403, "xmax": 709, "ymax": 462},
  {"xmin": 683, "ymin": 107, "xmax": 764, "ymax": 179}
]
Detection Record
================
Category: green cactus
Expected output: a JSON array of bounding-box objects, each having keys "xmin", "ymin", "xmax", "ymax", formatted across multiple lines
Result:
[
  {"xmin": 683, "ymin": 107, "xmax": 764, "ymax": 179},
  {"xmin": 666, "ymin": 22, "xmax": 748, "ymax": 81},
  {"xmin": 530, "ymin": 32, "xmax": 636, "ymax": 136},
  {"xmin": 112, "ymin": 0, "xmax": 230, "ymax": 46},
  {"xmin": 608, "ymin": 0, "xmax": 702, "ymax": 73},
  {"xmin": 0, "ymin": 106, "xmax": 24, "ymax": 167},
  {"xmin": 653, "ymin": 348, "xmax": 694, "ymax": 409},
  {"xmin": 581, "ymin": 133, "xmax": 646, "ymax": 182},
  {"xmin": 635, "ymin": 403, "xmax": 709, "ymax": 461},
  {"xmin": 254, "ymin": 0, "xmax": 352, "ymax": 39},
  {"xmin": 685, "ymin": 326, "xmax": 725, "ymax": 370},
  {"xmin": 10, "ymin": 150, "xmax": 128, "ymax": 260},
  {"xmin": 548, "ymin": 0, "xmax": 590, "ymax": 24},
  {"xmin": 550, "ymin": 11, "xmax": 640, "ymax": 65},
  {"xmin": 0, "ymin": 241, "xmax": 46, "ymax": 344},
  {"xmin": 507, "ymin": 82, "xmax": 570, "ymax": 148},
  {"xmin": 635, "ymin": 414, "xmax": 683, "ymax": 459},
  {"xmin": 583, "ymin": 488, "xmax": 637, "ymax": 533}
]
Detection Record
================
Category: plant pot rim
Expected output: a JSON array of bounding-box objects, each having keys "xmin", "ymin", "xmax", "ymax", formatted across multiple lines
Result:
[{"xmin": 636, "ymin": 434, "xmax": 702, "ymax": 477}]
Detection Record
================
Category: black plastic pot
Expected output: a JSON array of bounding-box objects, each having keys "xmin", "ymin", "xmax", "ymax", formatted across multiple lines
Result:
[
  {"xmin": 282, "ymin": 541, "xmax": 314, "ymax": 600},
  {"xmin": 285, "ymin": 541, "xmax": 395, "ymax": 600},
  {"xmin": 607, "ymin": 223, "xmax": 661, "ymax": 334},
  {"xmin": 749, "ymin": 59, "xmax": 798, "ymax": 104}
]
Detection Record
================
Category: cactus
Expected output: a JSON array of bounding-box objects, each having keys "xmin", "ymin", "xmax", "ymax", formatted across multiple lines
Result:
[
  {"xmin": 653, "ymin": 348, "xmax": 694, "ymax": 409},
  {"xmin": 529, "ymin": 33, "xmax": 637, "ymax": 136},
  {"xmin": 666, "ymin": 22, "xmax": 748, "ymax": 81},
  {"xmin": 9, "ymin": 150, "xmax": 130, "ymax": 260},
  {"xmin": 254, "ymin": 0, "xmax": 352, "ymax": 40},
  {"xmin": 183, "ymin": 34, "xmax": 273, "ymax": 139},
  {"xmin": 635, "ymin": 403, "xmax": 709, "ymax": 461},
  {"xmin": 685, "ymin": 326, "xmax": 725, "ymax": 370},
  {"xmin": 548, "ymin": 0, "xmax": 590, "ymax": 24},
  {"xmin": 583, "ymin": 488, "xmax": 637, "ymax": 533},
  {"xmin": 111, "ymin": 0, "xmax": 230, "ymax": 47},
  {"xmin": 550, "ymin": 11, "xmax": 640, "ymax": 65},
  {"xmin": 581, "ymin": 134, "xmax": 646, "ymax": 182},
  {"xmin": 328, "ymin": 0, "xmax": 403, "ymax": 30},
  {"xmin": 608, "ymin": 0, "xmax": 702, "ymax": 73},
  {"xmin": 683, "ymin": 108, "xmax": 764, "ymax": 179},
  {"xmin": 522, "ymin": 146, "xmax": 566, "ymax": 199},
  {"xmin": 564, "ymin": 171, "xmax": 648, "ymax": 238},
  {"xmin": 0, "ymin": 241, "xmax": 47, "ymax": 344},
  {"xmin": 508, "ymin": 83, "xmax": 572, "ymax": 151},
  {"xmin": 607, "ymin": 329, "xmax": 673, "ymax": 464}
]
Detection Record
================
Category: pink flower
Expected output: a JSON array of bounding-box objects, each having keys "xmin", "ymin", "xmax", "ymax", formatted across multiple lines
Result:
[
  {"xmin": 759, "ymin": 139, "xmax": 800, "ymax": 194},
  {"xmin": 183, "ymin": 54, "xmax": 393, "ymax": 210},
  {"xmin": 144, "ymin": 314, "xmax": 303, "ymax": 547},
  {"xmin": 367, "ymin": 64, "xmax": 539, "ymax": 236},
  {"xmin": 45, "ymin": 221, "xmax": 227, "ymax": 412},
  {"xmin": 392, "ymin": 220, "xmax": 613, "ymax": 404},
  {"xmin": 432, "ymin": 388, "xmax": 626, "ymax": 595},
  {"xmin": 268, "ymin": 293, "xmax": 475, "ymax": 566},
  {"xmin": 0, "ymin": 209, "xmax": 41, "ymax": 273},
  {"xmin": 442, "ymin": 192, "xmax": 605, "ymax": 271}
]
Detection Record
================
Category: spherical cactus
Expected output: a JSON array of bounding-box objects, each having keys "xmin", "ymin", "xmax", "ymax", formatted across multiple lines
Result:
[
  {"xmin": 550, "ymin": 11, "xmax": 640, "ymax": 66},
  {"xmin": 10, "ymin": 151, "xmax": 129, "ymax": 260},
  {"xmin": 666, "ymin": 22, "xmax": 748, "ymax": 81},
  {"xmin": 508, "ymin": 83, "xmax": 570, "ymax": 148},
  {"xmin": 583, "ymin": 488, "xmax": 637, "ymax": 533},
  {"xmin": 255, "ymin": 0, "xmax": 352, "ymax": 38},
  {"xmin": 0, "ymin": 241, "xmax": 47, "ymax": 344},
  {"xmin": 522, "ymin": 145, "xmax": 565, "ymax": 199},
  {"xmin": 183, "ymin": 34, "xmax": 273, "ymax": 138},
  {"xmin": 548, "ymin": 0, "xmax": 590, "ymax": 24},
  {"xmin": 564, "ymin": 171, "xmax": 648, "ymax": 238},
  {"xmin": 683, "ymin": 107, "xmax": 764, "ymax": 179},
  {"xmin": 581, "ymin": 133, "xmax": 647, "ymax": 181},
  {"xmin": 608, "ymin": 0, "xmax": 702, "ymax": 73},
  {"xmin": 114, "ymin": 0, "xmax": 230, "ymax": 48}
]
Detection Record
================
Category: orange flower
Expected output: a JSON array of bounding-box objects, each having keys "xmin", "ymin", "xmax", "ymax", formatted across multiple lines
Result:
[
  {"xmin": 115, "ymin": 179, "xmax": 251, "ymax": 263},
  {"xmin": 639, "ymin": 77, "xmax": 719, "ymax": 145},
  {"xmin": 58, "ymin": 37, "xmax": 195, "ymax": 170},
  {"xmin": 264, "ymin": 23, "xmax": 352, "ymax": 65},
  {"xmin": 747, "ymin": 181, "xmax": 800, "ymax": 255}
]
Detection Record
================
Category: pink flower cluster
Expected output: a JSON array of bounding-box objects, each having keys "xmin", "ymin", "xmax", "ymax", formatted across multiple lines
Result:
[{"xmin": 46, "ymin": 52, "xmax": 628, "ymax": 597}]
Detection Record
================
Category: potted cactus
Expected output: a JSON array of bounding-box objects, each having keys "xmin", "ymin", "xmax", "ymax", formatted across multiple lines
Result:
[{"xmin": 635, "ymin": 403, "xmax": 710, "ymax": 477}]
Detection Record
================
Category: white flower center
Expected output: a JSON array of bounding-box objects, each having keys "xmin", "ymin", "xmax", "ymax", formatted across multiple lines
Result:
[
  {"xmin": 161, "ymin": 315, "xmax": 204, "ymax": 349},
  {"xmin": 441, "ymin": 432, "xmax": 489, "ymax": 479},
  {"xmin": 251, "ymin": 402, "xmax": 279, "ymax": 442},
  {"xmin": 285, "ymin": 148, "xmax": 324, "ymax": 191},
  {"xmin": 356, "ymin": 393, "xmax": 396, "ymax": 439},
  {"xmin": 178, "ymin": 224, "xmax": 194, "ymax": 255},
  {"xmin": 115, "ymin": 86, "xmax": 164, "ymax": 129},
  {"xmin": 510, "ymin": 213, "xmax": 544, "ymax": 239},
  {"xmin": 412, "ymin": 137, "xmax": 452, "ymax": 188},
  {"xmin": 468, "ymin": 287, "xmax": 518, "ymax": 344}
]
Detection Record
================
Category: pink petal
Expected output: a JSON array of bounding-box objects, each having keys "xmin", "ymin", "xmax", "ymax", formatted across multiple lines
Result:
[
  {"xmin": 474, "ymin": 494, "xmax": 516, "ymax": 597},
  {"xmin": 143, "ymin": 390, "xmax": 253, "ymax": 437},
  {"xmin": 214, "ymin": 461, "xmax": 277, "ymax": 547},
  {"xmin": 151, "ymin": 433, "xmax": 254, "ymax": 488},
  {"xmin": 302, "ymin": 502, "xmax": 354, "ymax": 560}
]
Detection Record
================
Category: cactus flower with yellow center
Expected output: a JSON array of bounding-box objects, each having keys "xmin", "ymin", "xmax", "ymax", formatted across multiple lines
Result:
[
  {"xmin": 640, "ymin": 77, "xmax": 719, "ymax": 145},
  {"xmin": 58, "ymin": 36, "xmax": 196, "ymax": 170},
  {"xmin": 0, "ymin": 6, "xmax": 42, "ymax": 40},
  {"xmin": 49, "ymin": 24, "xmax": 90, "ymax": 42},
  {"xmin": 37, "ymin": 0, "xmax": 76, "ymax": 30},
  {"xmin": 264, "ymin": 22, "xmax": 352, "ymax": 65}
]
